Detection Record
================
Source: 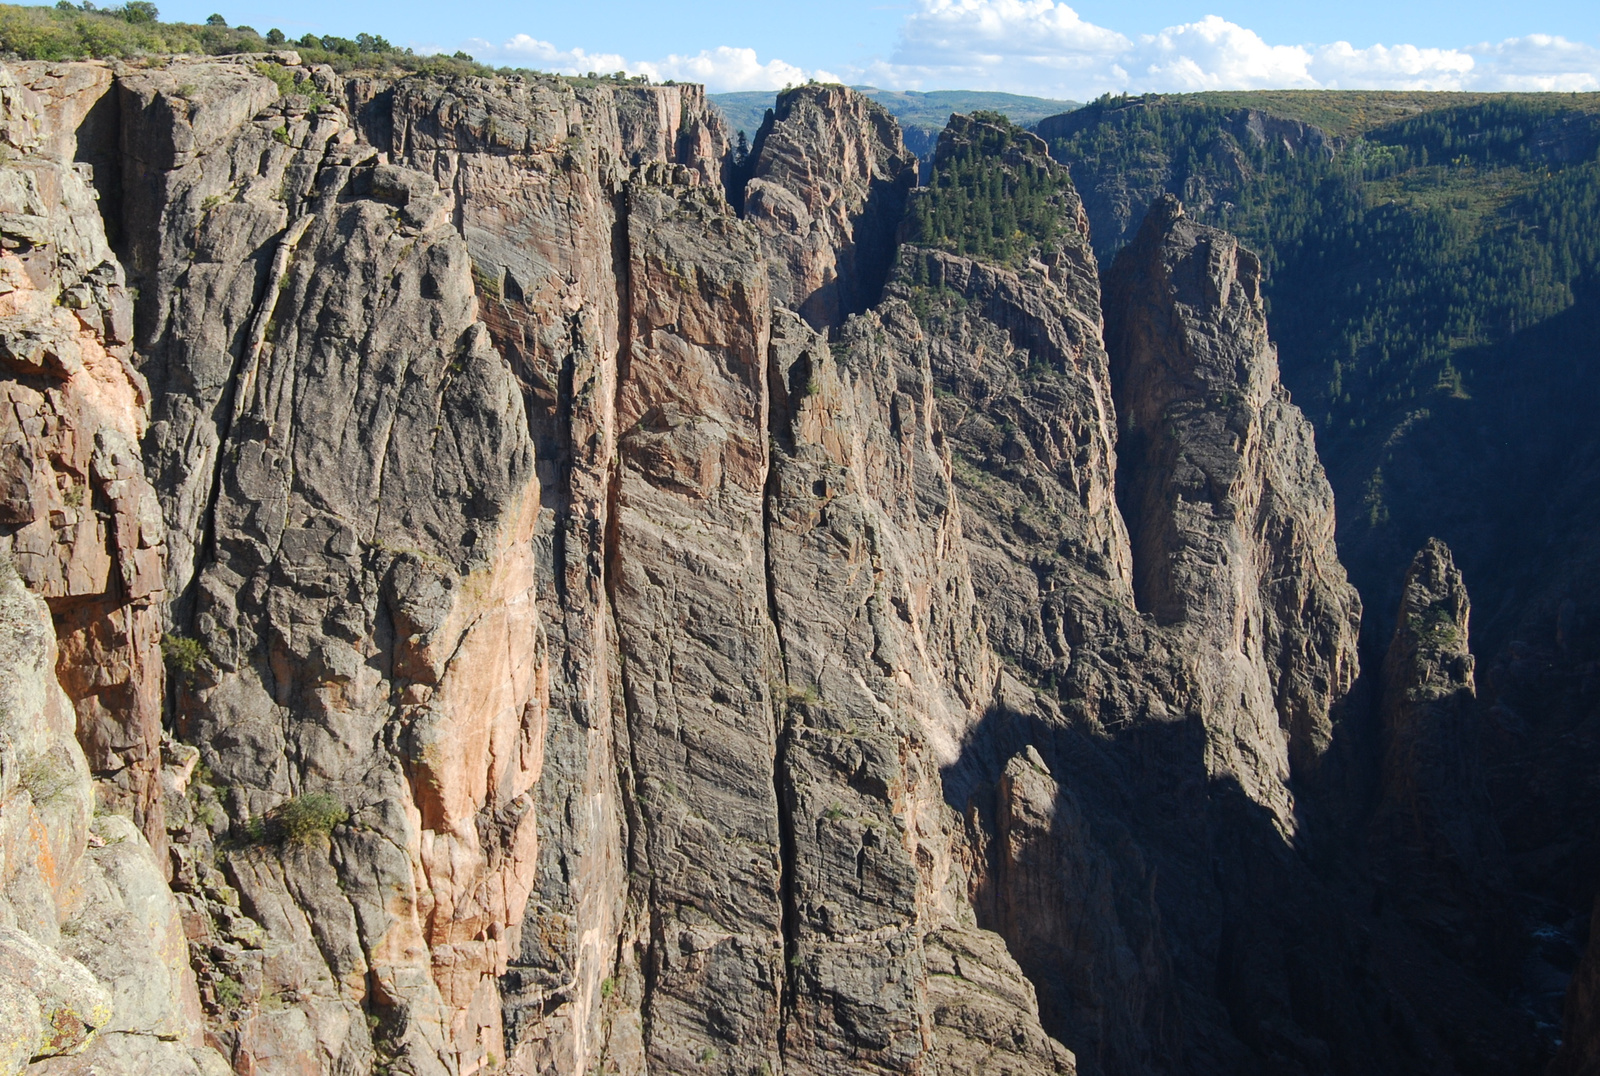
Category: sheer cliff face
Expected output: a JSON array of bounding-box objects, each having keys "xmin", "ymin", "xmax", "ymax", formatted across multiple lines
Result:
[
  {"xmin": 0, "ymin": 64, "xmax": 228, "ymax": 1076},
  {"xmin": 0, "ymin": 55, "xmax": 1533, "ymax": 1076},
  {"xmin": 1103, "ymin": 194, "xmax": 1360, "ymax": 805},
  {"xmin": 1, "ymin": 62, "xmax": 1063, "ymax": 1076}
]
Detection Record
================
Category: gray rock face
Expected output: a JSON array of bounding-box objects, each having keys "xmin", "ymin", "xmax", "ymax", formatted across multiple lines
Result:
[
  {"xmin": 608, "ymin": 174, "xmax": 786, "ymax": 1074},
  {"xmin": 1104, "ymin": 193, "xmax": 1361, "ymax": 797},
  {"xmin": 743, "ymin": 85, "xmax": 917, "ymax": 330},
  {"xmin": 98, "ymin": 58, "xmax": 552, "ymax": 1076},
  {"xmin": 1371, "ymin": 540, "xmax": 1507, "ymax": 951}
]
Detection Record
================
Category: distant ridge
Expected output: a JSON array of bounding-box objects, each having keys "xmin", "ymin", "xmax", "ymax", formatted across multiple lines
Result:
[{"xmin": 711, "ymin": 86, "xmax": 1080, "ymax": 159}]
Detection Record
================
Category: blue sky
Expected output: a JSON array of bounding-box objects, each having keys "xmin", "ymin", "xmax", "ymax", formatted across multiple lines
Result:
[{"xmin": 156, "ymin": 0, "xmax": 1600, "ymax": 96}]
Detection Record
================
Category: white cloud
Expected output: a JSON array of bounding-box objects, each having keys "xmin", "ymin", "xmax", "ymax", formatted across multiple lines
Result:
[
  {"xmin": 899, "ymin": 0, "xmax": 1130, "ymax": 63},
  {"xmin": 869, "ymin": 3, "xmax": 1332, "ymax": 96},
  {"xmin": 465, "ymin": 34, "xmax": 633, "ymax": 76},
  {"xmin": 878, "ymin": 0, "xmax": 1131, "ymax": 96},
  {"xmin": 863, "ymin": 0, "xmax": 1600, "ymax": 99},
  {"xmin": 633, "ymin": 48, "xmax": 838, "ymax": 92},
  {"xmin": 465, "ymin": 37, "xmax": 833, "ymax": 92},
  {"xmin": 465, "ymin": 2, "xmax": 1600, "ymax": 102},
  {"xmin": 1466, "ymin": 34, "xmax": 1600, "ymax": 91},
  {"xmin": 1309, "ymin": 42, "xmax": 1477, "ymax": 90},
  {"xmin": 1132, "ymin": 16, "xmax": 1315, "ymax": 92}
]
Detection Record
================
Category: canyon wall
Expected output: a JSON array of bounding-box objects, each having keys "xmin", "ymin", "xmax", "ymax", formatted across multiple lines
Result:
[{"xmin": 0, "ymin": 56, "xmax": 1557, "ymax": 1076}]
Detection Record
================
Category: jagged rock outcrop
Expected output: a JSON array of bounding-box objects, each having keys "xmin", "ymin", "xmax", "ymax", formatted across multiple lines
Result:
[
  {"xmin": 884, "ymin": 115, "xmax": 1131, "ymax": 691},
  {"xmin": 884, "ymin": 129, "xmax": 1291, "ymax": 1071},
  {"xmin": 1, "ymin": 562, "xmax": 222, "ymax": 1076},
  {"xmin": 1371, "ymin": 540, "xmax": 1507, "ymax": 950},
  {"xmin": 1104, "ymin": 192, "xmax": 1361, "ymax": 801},
  {"xmin": 743, "ymin": 85, "xmax": 917, "ymax": 330}
]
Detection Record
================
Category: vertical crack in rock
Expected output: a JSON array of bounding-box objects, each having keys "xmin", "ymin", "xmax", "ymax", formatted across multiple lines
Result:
[
  {"xmin": 187, "ymin": 209, "xmax": 314, "ymax": 636},
  {"xmin": 228, "ymin": 214, "xmax": 313, "ymax": 430},
  {"xmin": 606, "ymin": 166, "xmax": 785, "ymax": 1074},
  {"xmin": 599, "ymin": 162, "xmax": 652, "ymax": 1075},
  {"xmin": 763, "ymin": 294, "xmax": 1072, "ymax": 1074},
  {"xmin": 760, "ymin": 311, "xmax": 804, "ymax": 1058}
]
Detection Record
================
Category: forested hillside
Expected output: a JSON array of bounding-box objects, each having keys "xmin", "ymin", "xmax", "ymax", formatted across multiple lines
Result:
[
  {"xmin": 1041, "ymin": 92, "xmax": 1600, "ymax": 644},
  {"xmin": 905, "ymin": 111, "xmax": 1075, "ymax": 267}
]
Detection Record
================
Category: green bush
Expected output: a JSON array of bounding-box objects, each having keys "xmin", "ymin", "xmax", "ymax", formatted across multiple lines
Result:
[
  {"xmin": 161, "ymin": 633, "xmax": 208, "ymax": 680},
  {"xmin": 19, "ymin": 749, "xmax": 76, "ymax": 806},
  {"xmin": 269, "ymin": 792, "xmax": 349, "ymax": 846},
  {"xmin": 2, "ymin": 2, "xmax": 207, "ymax": 59},
  {"xmin": 0, "ymin": 2, "xmax": 473, "ymax": 73},
  {"xmin": 212, "ymin": 973, "xmax": 243, "ymax": 1009}
]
